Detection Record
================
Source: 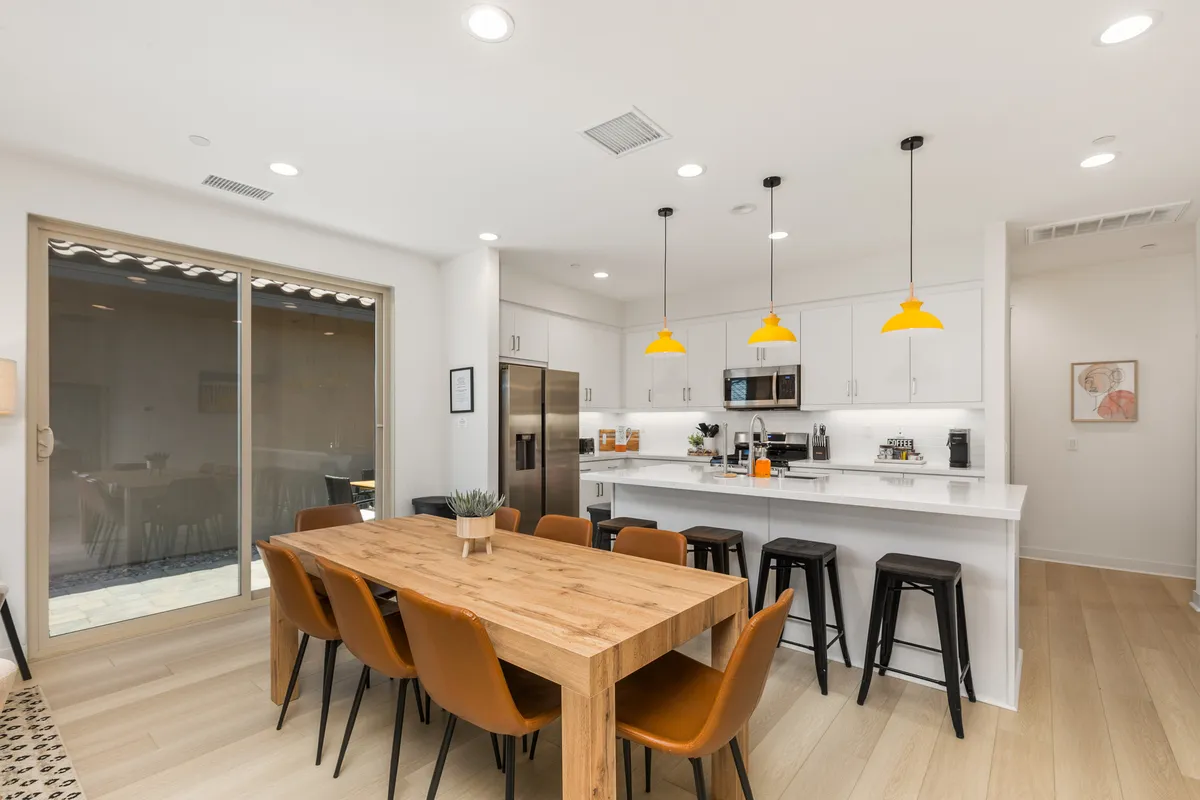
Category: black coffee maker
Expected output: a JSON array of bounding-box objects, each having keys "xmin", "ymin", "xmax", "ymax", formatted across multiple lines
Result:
[{"xmin": 948, "ymin": 429, "xmax": 971, "ymax": 469}]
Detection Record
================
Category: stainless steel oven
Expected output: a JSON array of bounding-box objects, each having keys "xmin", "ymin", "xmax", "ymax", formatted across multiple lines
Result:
[{"xmin": 723, "ymin": 365, "xmax": 801, "ymax": 409}]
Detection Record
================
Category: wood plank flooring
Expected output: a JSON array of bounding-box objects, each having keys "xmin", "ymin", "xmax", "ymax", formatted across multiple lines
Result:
[{"xmin": 26, "ymin": 560, "xmax": 1200, "ymax": 800}]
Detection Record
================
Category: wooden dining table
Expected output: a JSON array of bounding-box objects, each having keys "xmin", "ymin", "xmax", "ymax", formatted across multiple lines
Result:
[{"xmin": 269, "ymin": 514, "xmax": 749, "ymax": 800}]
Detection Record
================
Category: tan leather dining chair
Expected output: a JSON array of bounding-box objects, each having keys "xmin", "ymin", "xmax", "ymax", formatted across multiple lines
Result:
[
  {"xmin": 613, "ymin": 527, "xmax": 688, "ymax": 566},
  {"xmin": 496, "ymin": 506, "xmax": 521, "ymax": 532},
  {"xmin": 616, "ymin": 589, "xmax": 793, "ymax": 800},
  {"xmin": 394, "ymin": 588, "xmax": 561, "ymax": 800},
  {"xmin": 316, "ymin": 558, "xmax": 427, "ymax": 799},
  {"xmin": 533, "ymin": 514, "xmax": 592, "ymax": 547},
  {"xmin": 295, "ymin": 503, "xmax": 362, "ymax": 532},
  {"xmin": 255, "ymin": 540, "xmax": 344, "ymax": 766}
]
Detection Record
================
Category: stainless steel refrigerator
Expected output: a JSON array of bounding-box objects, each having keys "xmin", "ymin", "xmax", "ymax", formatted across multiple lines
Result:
[{"xmin": 499, "ymin": 364, "xmax": 579, "ymax": 534}]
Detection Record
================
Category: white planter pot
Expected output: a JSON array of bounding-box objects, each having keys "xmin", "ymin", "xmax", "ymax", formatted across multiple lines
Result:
[{"xmin": 703, "ymin": 437, "xmax": 716, "ymax": 453}]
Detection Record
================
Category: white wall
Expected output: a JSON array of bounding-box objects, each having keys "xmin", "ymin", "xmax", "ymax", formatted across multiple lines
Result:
[
  {"xmin": 1012, "ymin": 253, "xmax": 1197, "ymax": 578},
  {"xmin": 0, "ymin": 149, "xmax": 447, "ymax": 651},
  {"xmin": 443, "ymin": 248, "xmax": 500, "ymax": 492},
  {"xmin": 622, "ymin": 235, "xmax": 984, "ymax": 327},
  {"xmin": 1195, "ymin": 222, "xmax": 1200, "ymax": 607},
  {"xmin": 500, "ymin": 265, "xmax": 623, "ymax": 326}
]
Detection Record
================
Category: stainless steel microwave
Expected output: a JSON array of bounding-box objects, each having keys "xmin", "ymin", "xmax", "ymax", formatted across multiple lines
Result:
[{"xmin": 723, "ymin": 365, "xmax": 801, "ymax": 409}]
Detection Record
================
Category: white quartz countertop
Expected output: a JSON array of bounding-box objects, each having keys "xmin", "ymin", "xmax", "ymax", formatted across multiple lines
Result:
[
  {"xmin": 581, "ymin": 463, "xmax": 1026, "ymax": 521},
  {"xmin": 580, "ymin": 452, "xmax": 985, "ymax": 478}
]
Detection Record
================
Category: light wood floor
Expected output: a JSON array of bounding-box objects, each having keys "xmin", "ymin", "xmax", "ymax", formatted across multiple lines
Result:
[{"xmin": 27, "ymin": 560, "xmax": 1200, "ymax": 800}]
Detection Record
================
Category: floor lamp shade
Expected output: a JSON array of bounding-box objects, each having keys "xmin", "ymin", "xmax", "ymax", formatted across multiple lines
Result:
[{"xmin": 0, "ymin": 359, "xmax": 15, "ymax": 415}]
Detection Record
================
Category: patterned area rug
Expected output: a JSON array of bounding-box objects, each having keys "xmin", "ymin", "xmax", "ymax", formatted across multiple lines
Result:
[{"xmin": 0, "ymin": 686, "xmax": 85, "ymax": 799}]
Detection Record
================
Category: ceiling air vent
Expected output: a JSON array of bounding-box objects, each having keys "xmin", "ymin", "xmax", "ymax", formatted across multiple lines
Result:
[
  {"xmin": 579, "ymin": 107, "xmax": 671, "ymax": 157},
  {"xmin": 1026, "ymin": 200, "xmax": 1190, "ymax": 245},
  {"xmin": 201, "ymin": 174, "xmax": 274, "ymax": 202}
]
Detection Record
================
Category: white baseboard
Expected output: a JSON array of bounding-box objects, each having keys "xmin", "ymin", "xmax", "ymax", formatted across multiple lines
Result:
[
  {"xmin": 1191, "ymin": 590, "xmax": 1200, "ymax": 613},
  {"xmin": 1020, "ymin": 547, "xmax": 1196, "ymax": 580}
]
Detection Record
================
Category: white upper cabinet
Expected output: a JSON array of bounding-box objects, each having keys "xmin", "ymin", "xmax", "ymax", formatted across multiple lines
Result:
[
  {"xmin": 651, "ymin": 328, "xmax": 689, "ymax": 408},
  {"xmin": 909, "ymin": 288, "xmax": 982, "ymax": 403},
  {"xmin": 851, "ymin": 298, "xmax": 911, "ymax": 404},
  {"xmin": 725, "ymin": 315, "xmax": 764, "ymax": 369},
  {"xmin": 586, "ymin": 326, "xmax": 622, "ymax": 408},
  {"xmin": 623, "ymin": 332, "xmax": 654, "ymax": 409},
  {"xmin": 499, "ymin": 303, "xmax": 549, "ymax": 362},
  {"xmin": 685, "ymin": 320, "xmax": 727, "ymax": 407},
  {"xmin": 800, "ymin": 305, "xmax": 853, "ymax": 405},
  {"xmin": 761, "ymin": 311, "xmax": 802, "ymax": 368},
  {"xmin": 549, "ymin": 316, "xmax": 621, "ymax": 408}
]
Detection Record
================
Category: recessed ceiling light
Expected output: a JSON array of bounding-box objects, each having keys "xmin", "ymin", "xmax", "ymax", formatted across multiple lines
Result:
[
  {"xmin": 463, "ymin": 4, "xmax": 514, "ymax": 42},
  {"xmin": 282, "ymin": 302, "xmax": 298, "ymax": 309},
  {"xmin": 127, "ymin": 276, "xmax": 147, "ymax": 284},
  {"xmin": 1092, "ymin": 135, "xmax": 1117, "ymax": 146},
  {"xmin": 1081, "ymin": 153, "xmax": 1117, "ymax": 169},
  {"xmin": 188, "ymin": 135, "xmax": 211, "ymax": 147},
  {"xmin": 1098, "ymin": 13, "xmax": 1159, "ymax": 45},
  {"xmin": 676, "ymin": 164, "xmax": 706, "ymax": 178},
  {"xmin": 768, "ymin": 231, "xmax": 789, "ymax": 240},
  {"xmin": 269, "ymin": 162, "xmax": 300, "ymax": 177},
  {"xmin": 593, "ymin": 272, "xmax": 609, "ymax": 279},
  {"xmin": 323, "ymin": 331, "xmax": 335, "ymax": 336},
  {"xmin": 92, "ymin": 304, "xmax": 114, "ymax": 311},
  {"xmin": 479, "ymin": 232, "xmax": 500, "ymax": 242},
  {"xmin": 731, "ymin": 203, "xmax": 757, "ymax": 215}
]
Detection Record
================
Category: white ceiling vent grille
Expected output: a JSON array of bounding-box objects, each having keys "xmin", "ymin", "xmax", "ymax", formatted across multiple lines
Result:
[
  {"xmin": 1026, "ymin": 201, "xmax": 1190, "ymax": 245},
  {"xmin": 201, "ymin": 174, "xmax": 274, "ymax": 201},
  {"xmin": 579, "ymin": 107, "xmax": 671, "ymax": 157}
]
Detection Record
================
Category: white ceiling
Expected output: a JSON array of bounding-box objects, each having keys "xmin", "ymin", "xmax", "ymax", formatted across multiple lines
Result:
[{"xmin": 1, "ymin": 0, "xmax": 1198, "ymax": 300}]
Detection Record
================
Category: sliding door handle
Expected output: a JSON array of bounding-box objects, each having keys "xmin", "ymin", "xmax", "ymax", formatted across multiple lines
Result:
[{"xmin": 36, "ymin": 425, "xmax": 55, "ymax": 462}]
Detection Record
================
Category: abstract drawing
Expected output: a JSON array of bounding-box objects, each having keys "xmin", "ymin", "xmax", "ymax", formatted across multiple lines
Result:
[{"xmin": 1072, "ymin": 361, "xmax": 1138, "ymax": 422}]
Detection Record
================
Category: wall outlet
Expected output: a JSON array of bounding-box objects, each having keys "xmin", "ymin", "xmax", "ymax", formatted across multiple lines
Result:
[{"xmin": 1066, "ymin": 437, "xmax": 1078, "ymax": 451}]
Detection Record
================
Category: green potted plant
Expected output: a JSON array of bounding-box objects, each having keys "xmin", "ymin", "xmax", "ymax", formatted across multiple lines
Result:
[
  {"xmin": 687, "ymin": 432, "xmax": 704, "ymax": 454},
  {"xmin": 447, "ymin": 488, "xmax": 505, "ymax": 557}
]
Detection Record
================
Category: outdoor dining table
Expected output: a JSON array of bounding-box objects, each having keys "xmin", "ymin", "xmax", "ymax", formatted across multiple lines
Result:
[{"xmin": 268, "ymin": 513, "xmax": 749, "ymax": 799}]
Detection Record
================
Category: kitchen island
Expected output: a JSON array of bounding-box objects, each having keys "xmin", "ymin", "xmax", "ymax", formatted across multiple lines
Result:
[{"xmin": 582, "ymin": 463, "xmax": 1026, "ymax": 709}]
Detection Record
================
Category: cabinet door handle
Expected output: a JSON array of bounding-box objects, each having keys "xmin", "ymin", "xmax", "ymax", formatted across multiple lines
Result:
[
  {"xmin": 648, "ymin": 389, "xmax": 652, "ymax": 403},
  {"xmin": 516, "ymin": 335, "xmax": 521, "ymax": 352},
  {"xmin": 854, "ymin": 379, "xmax": 858, "ymax": 397},
  {"xmin": 912, "ymin": 377, "xmax": 917, "ymax": 396},
  {"xmin": 846, "ymin": 380, "xmax": 851, "ymax": 397}
]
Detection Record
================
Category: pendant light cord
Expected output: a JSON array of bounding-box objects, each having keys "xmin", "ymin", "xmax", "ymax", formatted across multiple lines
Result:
[
  {"xmin": 769, "ymin": 181, "xmax": 775, "ymax": 312},
  {"xmin": 909, "ymin": 143, "xmax": 914, "ymax": 287},
  {"xmin": 662, "ymin": 211, "xmax": 668, "ymax": 325}
]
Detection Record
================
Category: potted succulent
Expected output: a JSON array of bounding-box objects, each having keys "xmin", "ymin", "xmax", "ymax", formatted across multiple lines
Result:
[
  {"xmin": 697, "ymin": 423, "xmax": 721, "ymax": 454},
  {"xmin": 687, "ymin": 432, "xmax": 705, "ymax": 454},
  {"xmin": 447, "ymin": 488, "xmax": 506, "ymax": 558}
]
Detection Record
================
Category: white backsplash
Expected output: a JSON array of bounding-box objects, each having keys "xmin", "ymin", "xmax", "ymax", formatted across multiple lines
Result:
[{"xmin": 580, "ymin": 408, "xmax": 985, "ymax": 467}]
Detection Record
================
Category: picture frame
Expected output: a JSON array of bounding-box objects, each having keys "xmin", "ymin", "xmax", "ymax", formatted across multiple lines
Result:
[
  {"xmin": 449, "ymin": 366, "xmax": 474, "ymax": 413},
  {"xmin": 1071, "ymin": 360, "xmax": 1138, "ymax": 422}
]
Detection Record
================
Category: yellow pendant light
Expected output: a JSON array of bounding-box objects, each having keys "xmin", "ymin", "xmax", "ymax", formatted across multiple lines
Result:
[
  {"xmin": 645, "ymin": 207, "xmax": 686, "ymax": 357},
  {"xmin": 882, "ymin": 136, "xmax": 944, "ymax": 335},
  {"xmin": 748, "ymin": 176, "xmax": 797, "ymax": 347}
]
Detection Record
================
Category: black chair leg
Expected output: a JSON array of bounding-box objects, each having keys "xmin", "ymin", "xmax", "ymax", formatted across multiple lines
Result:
[
  {"xmin": 804, "ymin": 560, "xmax": 829, "ymax": 695},
  {"xmin": 857, "ymin": 569, "xmax": 889, "ymax": 705},
  {"xmin": 425, "ymin": 687, "xmax": 432, "ymax": 722},
  {"xmin": 522, "ymin": 734, "xmax": 528, "ymax": 753},
  {"xmin": 504, "ymin": 735, "xmax": 517, "ymax": 800},
  {"xmin": 528, "ymin": 730, "xmax": 539, "ymax": 760},
  {"xmin": 316, "ymin": 639, "xmax": 339, "ymax": 765},
  {"xmin": 878, "ymin": 579, "xmax": 901, "ymax": 676},
  {"xmin": 334, "ymin": 665, "xmax": 370, "ymax": 778},
  {"xmin": 717, "ymin": 544, "xmax": 731, "ymax": 576},
  {"xmin": 690, "ymin": 757, "xmax": 707, "ymax": 800},
  {"xmin": 774, "ymin": 563, "xmax": 792, "ymax": 647},
  {"xmin": 644, "ymin": 746, "xmax": 652, "ymax": 792},
  {"xmin": 427, "ymin": 714, "xmax": 458, "ymax": 800},
  {"xmin": 934, "ymin": 582, "xmax": 965, "ymax": 739},
  {"xmin": 412, "ymin": 679, "xmax": 427, "ymax": 724},
  {"xmin": 735, "ymin": 544, "xmax": 752, "ymax": 611},
  {"xmin": 1, "ymin": 601, "xmax": 31, "ymax": 681},
  {"xmin": 826, "ymin": 557, "xmax": 853, "ymax": 668},
  {"xmin": 754, "ymin": 553, "xmax": 771, "ymax": 615},
  {"xmin": 491, "ymin": 733, "xmax": 504, "ymax": 771},
  {"xmin": 622, "ymin": 739, "xmax": 633, "ymax": 800},
  {"xmin": 730, "ymin": 737, "xmax": 755, "ymax": 800},
  {"xmin": 956, "ymin": 581, "xmax": 977, "ymax": 703},
  {"xmin": 276, "ymin": 633, "xmax": 309, "ymax": 730},
  {"xmin": 388, "ymin": 679, "xmax": 409, "ymax": 800},
  {"xmin": 695, "ymin": 545, "xmax": 709, "ymax": 571}
]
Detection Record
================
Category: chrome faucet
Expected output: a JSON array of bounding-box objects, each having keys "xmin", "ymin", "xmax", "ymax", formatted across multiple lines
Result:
[
  {"xmin": 721, "ymin": 422, "xmax": 729, "ymax": 474},
  {"xmin": 749, "ymin": 414, "xmax": 769, "ymax": 466}
]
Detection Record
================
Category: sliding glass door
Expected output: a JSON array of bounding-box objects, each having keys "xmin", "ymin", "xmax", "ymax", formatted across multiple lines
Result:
[{"xmin": 27, "ymin": 219, "xmax": 389, "ymax": 655}]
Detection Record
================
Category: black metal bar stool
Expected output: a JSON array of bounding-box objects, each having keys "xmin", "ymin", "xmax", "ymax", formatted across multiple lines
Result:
[
  {"xmin": 858, "ymin": 552, "xmax": 976, "ymax": 738},
  {"xmin": 586, "ymin": 502, "xmax": 612, "ymax": 534},
  {"xmin": 595, "ymin": 516, "xmax": 656, "ymax": 551},
  {"xmin": 754, "ymin": 538, "xmax": 850, "ymax": 695},
  {"xmin": 679, "ymin": 527, "xmax": 752, "ymax": 609}
]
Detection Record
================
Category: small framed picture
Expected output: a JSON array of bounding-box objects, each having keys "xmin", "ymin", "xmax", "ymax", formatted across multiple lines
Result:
[
  {"xmin": 449, "ymin": 367, "xmax": 474, "ymax": 413},
  {"xmin": 1071, "ymin": 360, "xmax": 1137, "ymax": 422}
]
